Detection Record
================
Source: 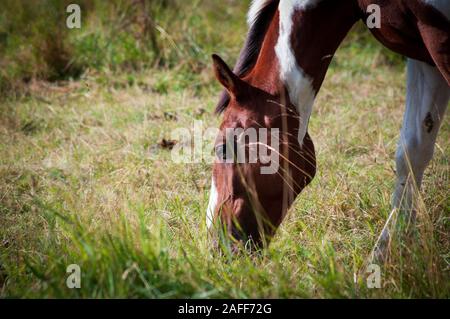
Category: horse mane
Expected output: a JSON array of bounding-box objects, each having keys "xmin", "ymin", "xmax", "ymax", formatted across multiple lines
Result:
[{"xmin": 215, "ymin": 0, "xmax": 280, "ymax": 114}]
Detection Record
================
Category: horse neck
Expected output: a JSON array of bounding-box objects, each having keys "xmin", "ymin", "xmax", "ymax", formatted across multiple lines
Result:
[
  {"xmin": 287, "ymin": 1, "xmax": 361, "ymax": 93},
  {"xmin": 245, "ymin": 1, "xmax": 361, "ymax": 102},
  {"xmin": 243, "ymin": 10, "xmax": 283, "ymax": 96}
]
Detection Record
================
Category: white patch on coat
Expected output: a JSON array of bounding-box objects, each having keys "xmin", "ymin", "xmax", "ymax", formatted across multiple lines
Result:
[
  {"xmin": 206, "ymin": 178, "xmax": 218, "ymax": 229},
  {"xmin": 423, "ymin": 0, "xmax": 450, "ymax": 20},
  {"xmin": 275, "ymin": 0, "xmax": 321, "ymax": 145}
]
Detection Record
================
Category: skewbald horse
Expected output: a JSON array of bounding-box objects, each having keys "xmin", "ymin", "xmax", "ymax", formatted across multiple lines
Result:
[{"xmin": 207, "ymin": 0, "xmax": 450, "ymax": 256}]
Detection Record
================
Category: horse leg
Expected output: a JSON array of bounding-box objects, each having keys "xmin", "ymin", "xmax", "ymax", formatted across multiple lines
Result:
[{"xmin": 373, "ymin": 58, "xmax": 449, "ymax": 262}]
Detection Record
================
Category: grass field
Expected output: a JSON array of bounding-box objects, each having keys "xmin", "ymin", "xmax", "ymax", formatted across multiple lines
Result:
[{"xmin": 0, "ymin": 1, "xmax": 449, "ymax": 298}]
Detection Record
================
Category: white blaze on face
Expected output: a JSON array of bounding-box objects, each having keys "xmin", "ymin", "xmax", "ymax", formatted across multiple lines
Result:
[
  {"xmin": 206, "ymin": 177, "xmax": 218, "ymax": 229},
  {"xmin": 275, "ymin": 0, "xmax": 320, "ymax": 145}
]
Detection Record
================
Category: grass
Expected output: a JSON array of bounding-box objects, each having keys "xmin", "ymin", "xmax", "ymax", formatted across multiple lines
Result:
[
  {"xmin": 0, "ymin": 1, "xmax": 449, "ymax": 298},
  {"xmin": 0, "ymin": 0, "xmax": 247, "ymax": 92}
]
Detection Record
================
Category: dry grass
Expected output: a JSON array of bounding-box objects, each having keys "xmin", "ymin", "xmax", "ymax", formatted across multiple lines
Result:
[{"xmin": 0, "ymin": 15, "xmax": 448, "ymax": 298}]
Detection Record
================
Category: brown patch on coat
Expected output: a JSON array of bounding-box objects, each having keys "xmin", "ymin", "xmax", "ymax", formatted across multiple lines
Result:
[{"xmin": 358, "ymin": 0, "xmax": 450, "ymax": 85}]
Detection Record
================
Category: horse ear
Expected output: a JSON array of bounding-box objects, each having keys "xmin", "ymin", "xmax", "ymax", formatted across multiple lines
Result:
[{"xmin": 212, "ymin": 54, "xmax": 243, "ymax": 98}]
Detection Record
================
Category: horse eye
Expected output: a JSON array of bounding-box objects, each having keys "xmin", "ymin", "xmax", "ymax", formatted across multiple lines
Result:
[{"xmin": 215, "ymin": 144, "xmax": 227, "ymax": 161}]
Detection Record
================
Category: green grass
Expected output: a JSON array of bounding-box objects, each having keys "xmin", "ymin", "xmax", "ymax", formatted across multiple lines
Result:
[
  {"xmin": 0, "ymin": 0, "xmax": 247, "ymax": 93},
  {"xmin": 0, "ymin": 2, "xmax": 449, "ymax": 298}
]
